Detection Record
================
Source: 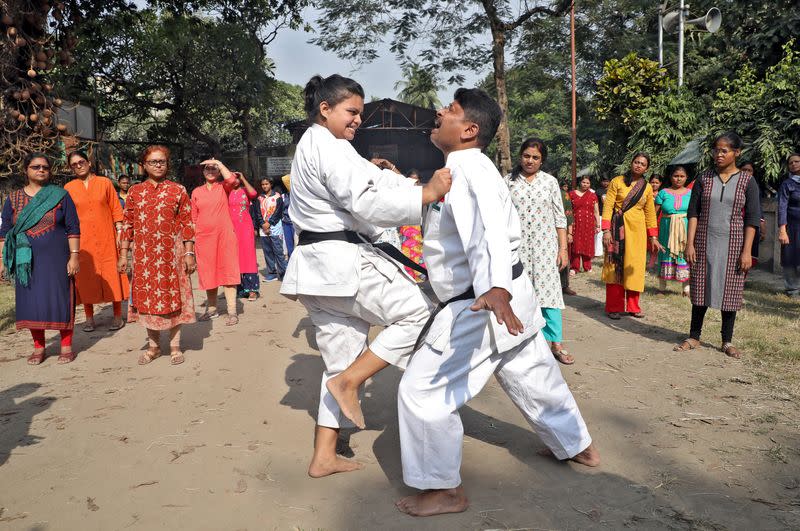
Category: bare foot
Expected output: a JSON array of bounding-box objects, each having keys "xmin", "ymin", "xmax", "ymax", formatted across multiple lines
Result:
[
  {"xmin": 307, "ymin": 456, "xmax": 364, "ymax": 478},
  {"xmin": 395, "ymin": 486, "xmax": 469, "ymax": 517},
  {"xmin": 326, "ymin": 374, "xmax": 365, "ymax": 429},
  {"xmin": 538, "ymin": 443, "xmax": 600, "ymax": 467}
]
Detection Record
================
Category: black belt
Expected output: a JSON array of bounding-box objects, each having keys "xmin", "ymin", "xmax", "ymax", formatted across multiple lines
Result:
[
  {"xmin": 414, "ymin": 260, "xmax": 524, "ymax": 350},
  {"xmin": 297, "ymin": 230, "xmax": 428, "ymax": 276}
]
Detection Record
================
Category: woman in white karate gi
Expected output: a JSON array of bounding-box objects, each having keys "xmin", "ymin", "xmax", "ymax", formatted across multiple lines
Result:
[
  {"xmin": 280, "ymin": 74, "xmax": 451, "ymax": 478},
  {"xmin": 395, "ymin": 89, "xmax": 600, "ymax": 517}
]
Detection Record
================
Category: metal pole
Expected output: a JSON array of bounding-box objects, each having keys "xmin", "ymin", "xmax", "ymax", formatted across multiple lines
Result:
[
  {"xmin": 657, "ymin": 8, "xmax": 664, "ymax": 67},
  {"xmin": 570, "ymin": 0, "xmax": 577, "ymax": 189},
  {"xmin": 678, "ymin": 0, "xmax": 686, "ymax": 86}
]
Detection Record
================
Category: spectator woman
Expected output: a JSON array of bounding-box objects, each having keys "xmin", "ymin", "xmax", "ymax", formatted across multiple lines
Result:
[
  {"xmin": 569, "ymin": 175, "xmax": 600, "ymax": 274},
  {"xmin": 675, "ymin": 132, "xmax": 760, "ymax": 358},
  {"xmin": 654, "ymin": 166, "xmax": 691, "ymax": 295},
  {"xmin": 601, "ymin": 153, "xmax": 660, "ymax": 319},
  {"xmin": 64, "ymin": 150, "xmax": 130, "ymax": 331},
  {"xmin": 191, "ymin": 160, "xmax": 240, "ymax": 325},
  {"xmin": 220, "ymin": 166, "xmax": 260, "ymax": 301},
  {"xmin": 778, "ymin": 152, "xmax": 800, "ymax": 298},
  {"xmin": 505, "ymin": 138, "xmax": 573, "ymax": 364},
  {"xmin": 1, "ymin": 153, "xmax": 81, "ymax": 365},
  {"xmin": 256, "ymin": 177, "xmax": 287, "ymax": 281},
  {"xmin": 118, "ymin": 146, "xmax": 196, "ymax": 365}
]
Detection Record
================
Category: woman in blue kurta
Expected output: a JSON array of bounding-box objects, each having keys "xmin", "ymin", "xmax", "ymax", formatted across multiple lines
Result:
[
  {"xmin": 778, "ymin": 153, "xmax": 800, "ymax": 297},
  {"xmin": 654, "ymin": 165, "xmax": 691, "ymax": 295},
  {"xmin": 0, "ymin": 153, "xmax": 81, "ymax": 365}
]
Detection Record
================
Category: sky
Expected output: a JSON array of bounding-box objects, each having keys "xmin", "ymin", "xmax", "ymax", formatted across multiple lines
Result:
[{"xmin": 268, "ymin": 8, "xmax": 486, "ymax": 104}]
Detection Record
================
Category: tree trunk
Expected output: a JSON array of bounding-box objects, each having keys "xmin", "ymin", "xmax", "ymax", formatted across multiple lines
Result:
[
  {"xmin": 241, "ymin": 109, "xmax": 258, "ymax": 179},
  {"xmin": 490, "ymin": 28, "xmax": 512, "ymax": 175}
]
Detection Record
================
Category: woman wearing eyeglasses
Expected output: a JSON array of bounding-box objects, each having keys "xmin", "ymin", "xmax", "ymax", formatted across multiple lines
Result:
[
  {"xmin": 64, "ymin": 150, "xmax": 130, "ymax": 332},
  {"xmin": 0, "ymin": 153, "xmax": 81, "ymax": 365},
  {"xmin": 117, "ymin": 146, "xmax": 196, "ymax": 365}
]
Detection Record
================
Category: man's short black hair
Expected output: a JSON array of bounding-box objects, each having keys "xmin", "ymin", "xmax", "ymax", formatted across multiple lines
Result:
[{"xmin": 454, "ymin": 88, "xmax": 502, "ymax": 149}]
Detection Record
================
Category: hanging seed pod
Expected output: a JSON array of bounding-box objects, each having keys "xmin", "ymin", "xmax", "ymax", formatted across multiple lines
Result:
[
  {"xmin": 1, "ymin": 14, "xmax": 13, "ymax": 26},
  {"xmin": 12, "ymin": 90, "xmax": 21, "ymax": 100},
  {"xmin": 30, "ymin": 82, "xmax": 41, "ymax": 92},
  {"xmin": 34, "ymin": 94, "xmax": 45, "ymax": 106},
  {"xmin": 42, "ymin": 116, "xmax": 51, "ymax": 126},
  {"xmin": 29, "ymin": 113, "xmax": 38, "ymax": 122},
  {"xmin": 9, "ymin": 109, "xmax": 20, "ymax": 119},
  {"xmin": 17, "ymin": 113, "xmax": 26, "ymax": 122},
  {"xmin": 37, "ymin": 61, "xmax": 47, "ymax": 69},
  {"xmin": 36, "ymin": 51, "xmax": 47, "ymax": 62},
  {"xmin": 7, "ymin": 26, "xmax": 16, "ymax": 37},
  {"xmin": 43, "ymin": 108, "xmax": 52, "ymax": 117},
  {"xmin": 57, "ymin": 123, "xmax": 67, "ymax": 132},
  {"xmin": 43, "ymin": 83, "xmax": 53, "ymax": 92},
  {"xmin": 54, "ymin": 98, "xmax": 63, "ymax": 106},
  {"xmin": 15, "ymin": 36, "xmax": 26, "ymax": 47},
  {"xmin": 21, "ymin": 89, "xmax": 31, "ymax": 100},
  {"xmin": 27, "ymin": 68, "xmax": 37, "ymax": 78}
]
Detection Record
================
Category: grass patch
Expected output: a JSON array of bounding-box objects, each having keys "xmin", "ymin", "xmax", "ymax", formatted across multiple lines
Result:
[{"xmin": 0, "ymin": 282, "xmax": 13, "ymax": 333}]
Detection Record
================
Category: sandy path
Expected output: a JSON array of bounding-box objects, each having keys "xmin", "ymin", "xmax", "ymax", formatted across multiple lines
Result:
[{"xmin": 1, "ymin": 267, "xmax": 798, "ymax": 530}]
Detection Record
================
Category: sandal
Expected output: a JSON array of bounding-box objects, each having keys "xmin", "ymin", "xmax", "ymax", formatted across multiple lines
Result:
[
  {"xmin": 198, "ymin": 310, "xmax": 219, "ymax": 321},
  {"xmin": 247, "ymin": 292, "xmax": 258, "ymax": 301},
  {"xmin": 552, "ymin": 348, "xmax": 575, "ymax": 365},
  {"xmin": 170, "ymin": 349, "xmax": 185, "ymax": 365},
  {"xmin": 138, "ymin": 347, "xmax": 161, "ymax": 365},
  {"xmin": 109, "ymin": 318, "xmax": 126, "ymax": 331},
  {"xmin": 57, "ymin": 348, "xmax": 76, "ymax": 364},
  {"xmin": 82, "ymin": 319, "xmax": 96, "ymax": 332},
  {"xmin": 607, "ymin": 312, "xmax": 622, "ymax": 320},
  {"xmin": 629, "ymin": 312, "xmax": 645, "ymax": 318},
  {"xmin": 28, "ymin": 350, "xmax": 46, "ymax": 365},
  {"xmin": 225, "ymin": 314, "xmax": 239, "ymax": 326},
  {"xmin": 673, "ymin": 338, "xmax": 699, "ymax": 352},
  {"xmin": 721, "ymin": 343, "xmax": 742, "ymax": 359}
]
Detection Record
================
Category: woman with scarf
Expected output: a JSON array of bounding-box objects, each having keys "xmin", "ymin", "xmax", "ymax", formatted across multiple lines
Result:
[
  {"xmin": 674, "ymin": 132, "xmax": 760, "ymax": 358},
  {"xmin": 601, "ymin": 153, "xmax": 661, "ymax": 319},
  {"xmin": 654, "ymin": 166, "xmax": 692, "ymax": 295},
  {"xmin": 0, "ymin": 153, "xmax": 81, "ymax": 365},
  {"xmin": 778, "ymin": 153, "xmax": 800, "ymax": 298}
]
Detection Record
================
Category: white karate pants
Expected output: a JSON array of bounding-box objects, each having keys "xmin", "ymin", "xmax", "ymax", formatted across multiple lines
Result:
[
  {"xmin": 398, "ymin": 317, "xmax": 592, "ymax": 490},
  {"xmin": 299, "ymin": 252, "xmax": 432, "ymax": 429}
]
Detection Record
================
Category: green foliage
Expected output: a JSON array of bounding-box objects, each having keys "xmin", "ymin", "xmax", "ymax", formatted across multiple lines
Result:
[
  {"xmin": 625, "ymin": 89, "xmax": 705, "ymax": 175},
  {"xmin": 394, "ymin": 63, "xmax": 441, "ymax": 109},
  {"xmin": 595, "ymin": 53, "xmax": 670, "ymax": 129},
  {"xmin": 706, "ymin": 40, "xmax": 800, "ymax": 182}
]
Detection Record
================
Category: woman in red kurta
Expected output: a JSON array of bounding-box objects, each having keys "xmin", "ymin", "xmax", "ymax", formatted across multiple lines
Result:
[
  {"xmin": 568, "ymin": 175, "xmax": 600, "ymax": 274},
  {"xmin": 226, "ymin": 171, "xmax": 260, "ymax": 301},
  {"xmin": 118, "ymin": 146, "xmax": 196, "ymax": 366},
  {"xmin": 64, "ymin": 151, "xmax": 130, "ymax": 331},
  {"xmin": 190, "ymin": 160, "xmax": 240, "ymax": 325}
]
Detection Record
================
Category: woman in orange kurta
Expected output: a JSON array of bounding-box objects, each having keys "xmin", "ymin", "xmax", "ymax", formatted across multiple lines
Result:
[
  {"xmin": 64, "ymin": 151, "xmax": 130, "ymax": 331},
  {"xmin": 601, "ymin": 153, "xmax": 660, "ymax": 319}
]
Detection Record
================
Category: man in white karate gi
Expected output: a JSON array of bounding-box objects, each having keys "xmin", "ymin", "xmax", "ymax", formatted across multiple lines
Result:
[{"xmin": 395, "ymin": 88, "xmax": 600, "ymax": 517}]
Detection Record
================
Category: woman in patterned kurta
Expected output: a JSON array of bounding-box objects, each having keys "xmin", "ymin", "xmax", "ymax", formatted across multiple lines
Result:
[
  {"xmin": 569, "ymin": 176, "xmax": 600, "ymax": 273},
  {"xmin": 64, "ymin": 150, "xmax": 130, "ymax": 331},
  {"xmin": 675, "ymin": 133, "xmax": 760, "ymax": 359},
  {"xmin": 118, "ymin": 146, "xmax": 196, "ymax": 366},
  {"xmin": 225, "ymin": 171, "xmax": 260, "ymax": 301},
  {"xmin": 0, "ymin": 153, "xmax": 81, "ymax": 365},
  {"xmin": 505, "ymin": 138, "xmax": 573, "ymax": 364},
  {"xmin": 601, "ymin": 154, "xmax": 659, "ymax": 319},
  {"xmin": 654, "ymin": 166, "xmax": 691, "ymax": 295},
  {"xmin": 191, "ymin": 161, "xmax": 240, "ymax": 325}
]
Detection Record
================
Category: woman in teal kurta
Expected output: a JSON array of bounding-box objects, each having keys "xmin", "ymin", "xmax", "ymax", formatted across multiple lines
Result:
[{"xmin": 654, "ymin": 166, "xmax": 691, "ymax": 295}]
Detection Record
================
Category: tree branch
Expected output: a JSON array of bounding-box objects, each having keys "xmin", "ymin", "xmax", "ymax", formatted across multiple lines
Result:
[{"xmin": 502, "ymin": 0, "xmax": 573, "ymax": 32}]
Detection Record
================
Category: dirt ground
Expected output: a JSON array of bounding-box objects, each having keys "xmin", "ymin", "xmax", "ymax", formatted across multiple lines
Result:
[{"xmin": 1, "ymin": 263, "xmax": 799, "ymax": 530}]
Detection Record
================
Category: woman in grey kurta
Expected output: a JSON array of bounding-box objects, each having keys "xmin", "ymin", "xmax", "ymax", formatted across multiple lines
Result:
[
  {"xmin": 675, "ymin": 132, "xmax": 760, "ymax": 358},
  {"xmin": 505, "ymin": 138, "xmax": 572, "ymax": 364}
]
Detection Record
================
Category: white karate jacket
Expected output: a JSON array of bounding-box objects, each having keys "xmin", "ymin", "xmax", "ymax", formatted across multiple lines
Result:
[
  {"xmin": 422, "ymin": 148, "xmax": 545, "ymax": 353},
  {"xmin": 280, "ymin": 124, "xmax": 422, "ymax": 298}
]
